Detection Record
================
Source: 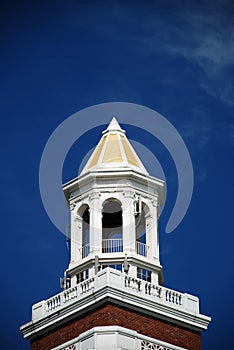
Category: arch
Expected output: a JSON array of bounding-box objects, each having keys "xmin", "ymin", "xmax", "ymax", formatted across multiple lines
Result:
[
  {"xmin": 77, "ymin": 203, "xmax": 89, "ymax": 219},
  {"xmin": 78, "ymin": 204, "xmax": 90, "ymax": 258},
  {"xmin": 135, "ymin": 201, "xmax": 149, "ymax": 257},
  {"xmin": 102, "ymin": 198, "xmax": 123, "ymax": 253}
]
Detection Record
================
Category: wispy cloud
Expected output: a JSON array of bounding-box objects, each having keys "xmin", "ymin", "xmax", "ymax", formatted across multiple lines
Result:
[
  {"xmin": 162, "ymin": 7, "xmax": 234, "ymax": 104},
  {"xmin": 172, "ymin": 12, "xmax": 234, "ymax": 68},
  {"xmin": 65, "ymin": 1, "xmax": 234, "ymax": 104},
  {"xmin": 135, "ymin": 2, "xmax": 234, "ymax": 105}
]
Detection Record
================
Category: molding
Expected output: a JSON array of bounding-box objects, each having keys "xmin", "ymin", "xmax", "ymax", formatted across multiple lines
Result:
[
  {"xmin": 63, "ymin": 169, "xmax": 165, "ymax": 207},
  {"xmin": 51, "ymin": 326, "xmax": 187, "ymax": 350},
  {"xmin": 20, "ymin": 268, "xmax": 211, "ymax": 340},
  {"xmin": 66, "ymin": 253, "xmax": 163, "ymax": 277}
]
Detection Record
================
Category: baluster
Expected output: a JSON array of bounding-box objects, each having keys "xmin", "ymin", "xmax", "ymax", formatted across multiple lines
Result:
[
  {"xmin": 124, "ymin": 276, "xmax": 127, "ymax": 287},
  {"xmin": 172, "ymin": 292, "xmax": 175, "ymax": 303},
  {"xmin": 138, "ymin": 280, "xmax": 142, "ymax": 291},
  {"xmin": 157, "ymin": 286, "xmax": 162, "ymax": 298}
]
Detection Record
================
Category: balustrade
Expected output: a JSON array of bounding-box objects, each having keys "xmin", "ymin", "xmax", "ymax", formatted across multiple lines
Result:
[
  {"xmin": 125, "ymin": 275, "xmax": 142, "ymax": 291},
  {"xmin": 124, "ymin": 276, "xmax": 182, "ymax": 307},
  {"xmin": 145, "ymin": 282, "xmax": 162, "ymax": 298},
  {"xmin": 63, "ymin": 287, "xmax": 78, "ymax": 303},
  {"xmin": 80, "ymin": 243, "xmax": 90, "ymax": 258},
  {"xmin": 102, "ymin": 238, "xmax": 123, "ymax": 253},
  {"xmin": 165, "ymin": 289, "xmax": 182, "ymax": 305},
  {"xmin": 42, "ymin": 269, "xmax": 185, "ymax": 321},
  {"xmin": 136, "ymin": 241, "xmax": 148, "ymax": 257},
  {"xmin": 80, "ymin": 277, "xmax": 94, "ymax": 294},
  {"xmin": 46, "ymin": 295, "xmax": 61, "ymax": 311},
  {"xmin": 45, "ymin": 278, "xmax": 94, "ymax": 314}
]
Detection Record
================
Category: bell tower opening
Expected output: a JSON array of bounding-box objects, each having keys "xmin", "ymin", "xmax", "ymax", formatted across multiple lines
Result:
[
  {"xmin": 79, "ymin": 204, "xmax": 90, "ymax": 258},
  {"xmin": 135, "ymin": 202, "xmax": 149, "ymax": 257},
  {"xmin": 102, "ymin": 199, "xmax": 123, "ymax": 253}
]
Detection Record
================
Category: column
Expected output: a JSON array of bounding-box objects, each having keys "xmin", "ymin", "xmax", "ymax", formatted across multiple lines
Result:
[
  {"xmin": 147, "ymin": 197, "xmax": 159, "ymax": 262},
  {"xmin": 122, "ymin": 190, "xmax": 136, "ymax": 253},
  {"xmin": 89, "ymin": 190, "xmax": 102, "ymax": 257}
]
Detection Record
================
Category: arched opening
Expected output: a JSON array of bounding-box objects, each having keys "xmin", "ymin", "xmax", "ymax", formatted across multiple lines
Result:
[
  {"xmin": 79, "ymin": 205, "xmax": 90, "ymax": 258},
  {"xmin": 135, "ymin": 202, "xmax": 148, "ymax": 257},
  {"xmin": 102, "ymin": 199, "xmax": 123, "ymax": 253}
]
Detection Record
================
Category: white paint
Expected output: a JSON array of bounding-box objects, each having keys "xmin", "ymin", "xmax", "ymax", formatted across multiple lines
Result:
[{"xmin": 50, "ymin": 325, "xmax": 187, "ymax": 350}]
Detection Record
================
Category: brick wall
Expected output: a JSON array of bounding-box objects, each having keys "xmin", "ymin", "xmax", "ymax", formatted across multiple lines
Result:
[{"xmin": 30, "ymin": 303, "xmax": 201, "ymax": 350}]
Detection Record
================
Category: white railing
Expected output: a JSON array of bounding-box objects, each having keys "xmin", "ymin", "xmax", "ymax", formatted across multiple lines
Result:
[
  {"xmin": 45, "ymin": 277, "xmax": 94, "ymax": 313},
  {"xmin": 102, "ymin": 238, "xmax": 123, "ymax": 253},
  {"xmin": 33, "ymin": 268, "xmax": 199, "ymax": 322},
  {"xmin": 80, "ymin": 243, "xmax": 90, "ymax": 258},
  {"xmin": 80, "ymin": 277, "xmax": 94, "ymax": 294},
  {"xmin": 165, "ymin": 288, "xmax": 182, "ymax": 305},
  {"xmin": 125, "ymin": 276, "xmax": 183, "ymax": 306},
  {"xmin": 46, "ymin": 295, "xmax": 61, "ymax": 311},
  {"xmin": 63, "ymin": 286, "xmax": 78, "ymax": 303},
  {"xmin": 136, "ymin": 241, "xmax": 148, "ymax": 257},
  {"xmin": 124, "ymin": 276, "xmax": 142, "ymax": 292}
]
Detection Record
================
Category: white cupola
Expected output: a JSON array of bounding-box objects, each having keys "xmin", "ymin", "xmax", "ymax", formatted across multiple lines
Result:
[
  {"xmin": 21, "ymin": 117, "xmax": 211, "ymax": 350},
  {"xmin": 63, "ymin": 118, "xmax": 165, "ymax": 287}
]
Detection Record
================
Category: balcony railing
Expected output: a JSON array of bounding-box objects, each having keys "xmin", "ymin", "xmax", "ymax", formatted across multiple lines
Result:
[
  {"xmin": 30, "ymin": 268, "xmax": 203, "ymax": 324},
  {"xmin": 102, "ymin": 238, "xmax": 123, "ymax": 253},
  {"xmin": 136, "ymin": 241, "xmax": 148, "ymax": 257},
  {"xmin": 80, "ymin": 240, "xmax": 148, "ymax": 257},
  {"xmin": 80, "ymin": 243, "xmax": 90, "ymax": 258}
]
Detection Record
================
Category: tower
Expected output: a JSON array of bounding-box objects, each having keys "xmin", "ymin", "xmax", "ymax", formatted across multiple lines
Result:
[{"xmin": 21, "ymin": 118, "xmax": 211, "ymax": 350}]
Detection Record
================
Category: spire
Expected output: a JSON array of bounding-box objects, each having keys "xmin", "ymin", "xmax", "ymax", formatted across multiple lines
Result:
[
  {"xmin": 102, "ymin": 117, "xmax": 125, "ymax": 134},
  {"xmin": 80, "ymin": 117, "xmax": 148, "ymax": 175}
]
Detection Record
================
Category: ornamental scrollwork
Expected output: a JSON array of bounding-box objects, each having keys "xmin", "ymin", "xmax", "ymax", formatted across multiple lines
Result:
[
  {"xmin": 61, "ymin": 344, "xmax": 76, "ymax": 350},
  {"xmin": 141, "ymin": 340, "xmax": 171, "ymax": 350}
]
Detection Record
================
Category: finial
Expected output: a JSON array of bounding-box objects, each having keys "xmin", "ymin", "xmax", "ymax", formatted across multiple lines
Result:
[{"xmin": 102, "ymin": 114, "xmax": 126, "ymax": 134}]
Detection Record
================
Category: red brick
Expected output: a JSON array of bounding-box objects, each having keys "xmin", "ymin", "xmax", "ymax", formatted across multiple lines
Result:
[{"xmin": 31, "ymin": 303, "xmax": 201, "ymax": 350}]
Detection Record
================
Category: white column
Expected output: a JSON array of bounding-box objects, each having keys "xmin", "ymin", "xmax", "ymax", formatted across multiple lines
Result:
[
  {"xmin": 122, "ymin": 190, "xmax": 136, "ymax": 253},
  {"xmin": 89, "ymin": 191, "xmax": 102, "ymax": 257},
  {"xmin": 70, "ymin": 207, "xmax": 82, "ymax": 265},
  {"xmin": 147, "ymin": 198, "xmax": 159, "ymax": 262}
]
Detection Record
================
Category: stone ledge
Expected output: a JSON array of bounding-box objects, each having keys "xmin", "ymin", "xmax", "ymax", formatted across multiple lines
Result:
[
  {"xmin": 51, "ymin": 326, "xmax": 187, "ymax": 350},
  {"xmin": 20, "ymin": 268, "xmax": 211, "ymax": 339}
]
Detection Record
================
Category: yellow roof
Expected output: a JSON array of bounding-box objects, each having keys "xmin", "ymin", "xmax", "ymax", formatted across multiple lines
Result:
[{"xmin": 81, "ymin": 118, "xmax": 148, "ymax": 175}]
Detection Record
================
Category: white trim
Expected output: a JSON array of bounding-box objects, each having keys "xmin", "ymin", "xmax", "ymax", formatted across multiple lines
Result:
[
  {"xmin": 20, "ymin": 268, "xmax": 211, "ymax": 339},
  {"xmin": 51, "ymin": 325, "xmax": 188, "ymax": 350}
]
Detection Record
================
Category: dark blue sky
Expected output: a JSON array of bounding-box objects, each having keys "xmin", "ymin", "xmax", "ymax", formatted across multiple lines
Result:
[{"xmin": 1, "ymin": 1, "xmax": 234, "ymax": 349}]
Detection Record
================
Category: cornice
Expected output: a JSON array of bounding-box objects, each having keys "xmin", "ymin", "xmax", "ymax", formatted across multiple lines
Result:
[{"xmin": 21, "ymin": 269, "xmax": 211, "ymax": 340}]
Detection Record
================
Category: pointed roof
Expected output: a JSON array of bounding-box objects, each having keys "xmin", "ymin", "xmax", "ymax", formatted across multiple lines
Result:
[{"xmin": 80, "ymin": 118, "xmax": 148, "ymax": 175}]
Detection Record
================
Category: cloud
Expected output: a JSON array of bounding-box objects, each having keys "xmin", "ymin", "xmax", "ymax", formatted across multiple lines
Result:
[
  {"xmin": 64, "ymin": 1, "xmax": 234, "ymax": 104},
  {"xmin": 178, "ymin": 13, "xmax": 234, "ymax": 67},
  {"xmin": 130, "ymin": 2, "xmax": 234, "ymax": 105},
  {"xmin": 158, "ymin": 6, "xmax": 234, "ymax": 104}
]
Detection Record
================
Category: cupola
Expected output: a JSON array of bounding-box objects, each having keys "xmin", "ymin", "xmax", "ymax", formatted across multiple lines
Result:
[{"xmin": 63, "ymin": 118, "xmax": 165, "ymax": 286}]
